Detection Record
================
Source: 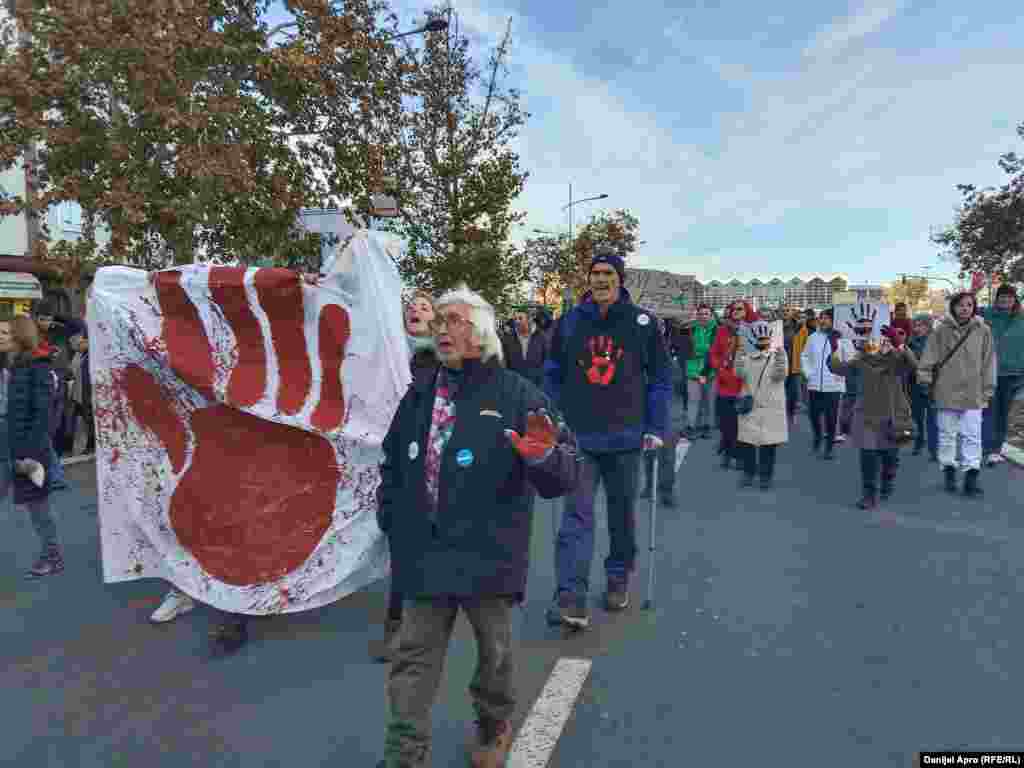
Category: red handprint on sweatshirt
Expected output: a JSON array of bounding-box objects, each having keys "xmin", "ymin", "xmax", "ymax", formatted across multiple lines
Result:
[
  {"xmin": 582, "ymin": 336, "xmax": 624, "ymax": 386},
  {"xmin": 115, "ymin": 268, "xmax": 351, "ymax": 586}
]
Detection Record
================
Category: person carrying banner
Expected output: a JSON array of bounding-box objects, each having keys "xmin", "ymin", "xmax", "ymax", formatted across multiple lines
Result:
[
  {"xmin": 916, "ymin": 292, "xmax": 995, "ymax": 497},
  {"xmin": 542, "ymin": 249, "xmax": 671, "ymax": 628},
  {"xmin": 376, "ymin": 284, "xmax": 578, "ymax": 768},
  {"xmin": 370, "ymin": 290, "xmax": 438, "ymax": 663},
  {"xmin": 1, "ymin": 317, "xmax": 62, "ymax": 578}
]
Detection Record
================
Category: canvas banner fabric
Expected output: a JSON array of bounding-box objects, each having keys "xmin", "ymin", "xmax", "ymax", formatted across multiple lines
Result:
[
  {"xmin": 90, "ymin": 232, "xmax": 411, "ymax": 614},
  {"xmin": 834, "ymin": 302, "xmax": 891, "ymax": 347}
]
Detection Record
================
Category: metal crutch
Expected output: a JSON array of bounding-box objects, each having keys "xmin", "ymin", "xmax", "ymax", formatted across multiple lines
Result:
[{"xmin": 643, "ymin": 447, "xmax": 658, "ymax": 610}]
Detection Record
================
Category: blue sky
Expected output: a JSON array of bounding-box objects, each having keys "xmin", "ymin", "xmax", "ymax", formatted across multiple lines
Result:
[{"xmin": 269, "ymin": 0, "xmax": 1023, "ymax": 285}]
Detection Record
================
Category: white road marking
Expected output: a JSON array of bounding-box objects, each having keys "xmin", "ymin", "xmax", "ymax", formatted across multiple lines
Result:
[{"xmin": 508, "ymin": 657, "xmax": 592, "ymax": 768}]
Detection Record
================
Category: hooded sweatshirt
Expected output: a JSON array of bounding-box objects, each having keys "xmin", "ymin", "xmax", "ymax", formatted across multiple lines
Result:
[
  {"xmin": 544, "ymin": 287, "xmax": 672, "ymax": 453},
  {"xmin": 916, "ymin": 307, "xmax": 994, "ymax": 410},
  {"xmin": 709, "ymin": 301, "xmax": 758, "ymax": 397}
]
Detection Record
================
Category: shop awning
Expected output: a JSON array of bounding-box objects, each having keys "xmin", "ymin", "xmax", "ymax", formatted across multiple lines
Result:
[{"xmin": 0, "ymin": 272, "xmax": 43, "ymax": 300}]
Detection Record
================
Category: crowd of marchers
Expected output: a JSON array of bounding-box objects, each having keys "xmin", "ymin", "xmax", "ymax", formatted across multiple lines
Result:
[{"xmin": 4, "ymin": 247, "xmax": 1022, "ymax": 768}]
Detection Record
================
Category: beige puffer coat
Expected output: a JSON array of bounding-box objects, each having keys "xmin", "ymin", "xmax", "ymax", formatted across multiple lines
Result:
[
  {"xmin": 916, "ymin": 314, "xmax": 994, "ymax": 410},
  {"xmin": 736, "ymin": 348, "xmax": 789, "ymax": 446}
]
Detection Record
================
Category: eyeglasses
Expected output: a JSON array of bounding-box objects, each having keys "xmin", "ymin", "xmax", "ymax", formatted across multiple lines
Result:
[{"xmin": 428, "ymin": 312, "xmax": 473, "ymax": 333}]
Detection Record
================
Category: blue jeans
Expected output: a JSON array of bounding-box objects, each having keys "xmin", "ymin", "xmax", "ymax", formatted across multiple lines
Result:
[
  {"xmin": 47, "ymin": 440, "xmax": 67, "ymax": 489},
  {"xmin": 982, "ymin": 375, "xmax": 1023, "ymax": 455},
  {"xmin": 911, "ymin": 387, "xmax": 938, "ymax": 456},
  {"xmin": 555, "ymin": 450, "xmax": 641, "ymax": 597}
]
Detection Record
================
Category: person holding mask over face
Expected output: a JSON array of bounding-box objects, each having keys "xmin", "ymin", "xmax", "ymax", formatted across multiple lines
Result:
[
  {"xmin": 916, "ymin": 292, "xmax": 994, "ymax": 497},
  {"xmin": 735, "ymin": 322, "xmax": 789, "ymax": 489},
  {"xmin": 828, "ymin": 324, "xmax": 917, "ymax": 509},
  {"xmin": 1, "ymin": 316, "xmax": 62, "ymax": 578},
  {"xmin": 370, "ymin": 290, "xmax": 439, "ymax": 663}
]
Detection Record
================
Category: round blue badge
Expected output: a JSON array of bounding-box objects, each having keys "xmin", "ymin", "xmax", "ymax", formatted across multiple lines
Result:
[{"xmin": 455, "ymin": 448, "xmax": 474, "ymax": 468}]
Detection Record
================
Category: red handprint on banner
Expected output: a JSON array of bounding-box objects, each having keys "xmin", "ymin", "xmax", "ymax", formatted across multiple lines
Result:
[
  {"xmin": 115, "ymin": 268, "xmax": 351, "ymax": 586},
  {"xmin": 582, "ymin": 336, "xmax": 623, "ymax": 386}
]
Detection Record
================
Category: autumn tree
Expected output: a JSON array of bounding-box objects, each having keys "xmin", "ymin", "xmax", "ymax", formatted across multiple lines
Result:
[
  {"xmin": 933, "ymin": 122, "xmax": 1024, "ymax": 285},
  {"xmin": 0, "ymin": 0, "xmax": 408, "ymax": 286},
  {"xmin": 526, "ymin": 209, "xmax": 641, "ymax": 303},
  {"xmin": 346, "ymin": 7, "xmax": 530, "ymax": 312}
]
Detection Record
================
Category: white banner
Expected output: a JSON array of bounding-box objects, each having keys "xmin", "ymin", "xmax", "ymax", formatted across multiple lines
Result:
[
  {"xmin": 834, "ymin": 302, "xmax": 891, "ymax": 347},
  {"xmin": 89, "ymin": 232, "xmax": 411, "ymax": 614}
]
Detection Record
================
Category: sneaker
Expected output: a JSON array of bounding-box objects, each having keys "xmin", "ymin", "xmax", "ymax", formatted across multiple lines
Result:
[
  {"xmin": 985, "ymin": 454, "xmax": 1004, "ymax": 466},
  {"xmin": 605, "ymin": 578, "xmax": 630, "ymax": 611},
  {"xmin": 468, "ymin": 717, "xmax": 513, "ymax": 768},
  {"xmin": 857, "ymin": 494, "xmax": 878, "ymax": 511},
  {"xmin": 943, "ymin": 466, "xmax": 957, "ymax": 494},
  {"xmin": 699, "ymin": 428, "xmax": 712, "ymax": 440},
  {"xmin": 963, "ymin": 469, "xmax": 984, "ymax": 498},
  {"xmin": 546, "ymin": 592, "xmax": 590, "ymax": 629},
  {"xmin": 835, "ymin": 434, "xmax": 847, "ymax": 444},
  {"xmin": 26, "ymin": 550, "xmax": 64, "ymax": 579},
  {"xmin": 150, "ymin": 589, "xmax": 196, "ymax": 623},
  {"xmin": 759, "ymin": 476, "xmax": 774, "ymax": 490}
]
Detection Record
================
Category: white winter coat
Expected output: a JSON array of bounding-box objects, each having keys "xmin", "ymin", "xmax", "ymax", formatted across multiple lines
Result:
[
  {"xmin": 736, "ymin": 348, "xmax": 789, "ymax": 446},
  {"xmin": 801, "ymin": 332, "xmax": 853, "ymax": 393}
]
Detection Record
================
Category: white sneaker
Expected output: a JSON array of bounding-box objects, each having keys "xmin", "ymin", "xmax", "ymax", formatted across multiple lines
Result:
[
  {"xmin": 986, "ymin": 454, "xmax": 1005, "ymax": 466},
  {"xmin": 835, "ymin": 434, "xmax": 847, "ymax": 443},
  {"xmin": 150, "ymin": 589, "xmax": 195, "ymax": 623}
]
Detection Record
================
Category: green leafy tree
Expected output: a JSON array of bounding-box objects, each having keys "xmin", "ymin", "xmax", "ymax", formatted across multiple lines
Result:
[
  {"xmin": 0, "ymin": 0, "xmax": 405, "ymax": 283},
  {"xmin": 933, "ymin": 122, "xmax": 1024, "ymax": 284},
  {"xmin": 358, "ymin": 7, "xmax": 530, "ymax": 311}
]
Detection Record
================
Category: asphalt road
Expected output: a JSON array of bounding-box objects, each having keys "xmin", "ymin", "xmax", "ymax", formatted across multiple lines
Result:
[{"xmin": 3, "ymin": 394, "xmax": 1023, "ymax": 767}]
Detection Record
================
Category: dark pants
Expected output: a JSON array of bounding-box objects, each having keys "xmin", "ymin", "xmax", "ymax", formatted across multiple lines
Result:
[
  {"xmin": 716, "ymin": 395, "xmax": 739, "ymax": 458},
  {"xmin": 76, "ymin": 402, "xmax": 96, "ymax": 454},
  {"xmin": 555, "ymin": 450, "xmax": 640, "ymax": 596},
  {"xmin": 385, "ymin": 595, "xmax": 515, "ymax": 766},
  {"xmin": 808, "ymin": 391, "xmax": 840, "ymax": 448},
  {"xmin": 982, "ymin": 375, "xmax": 1023, "ymax": 455},
  {"xmin": 910, "ymin": 386, "xmax": 939, "ymax": 456},
  {"xmin": 860, "ymin": 448, "xmax": 899, "ymax": 495},
  {"xmin": 643, "ymin": 443, "xmax": 676, "ymax": 496},
  {"xmin": 785, "ymin": 374, "xmax": 801, "ymax": 420},
  {"xmin": 738, "ymin": 442, "xmax": 778, "ymax": 480}
]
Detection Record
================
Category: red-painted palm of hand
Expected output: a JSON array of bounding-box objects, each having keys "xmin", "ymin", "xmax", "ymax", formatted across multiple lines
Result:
[
  {"xmin": 117, "ymin": 268, "xmax": 351, "ymax": 587},
  {"xmin": 584, "ymin": 336, "xmax": 623, "ymax": 386},
  {"xmin": 505, "ymin": 411, "xmax": 557, "ymax": 461}
]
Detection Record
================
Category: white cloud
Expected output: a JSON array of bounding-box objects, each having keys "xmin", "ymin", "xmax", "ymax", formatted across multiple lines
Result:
[{"xmin": 803, "ymin": 0, "xmax": 907, "ymax": 60}]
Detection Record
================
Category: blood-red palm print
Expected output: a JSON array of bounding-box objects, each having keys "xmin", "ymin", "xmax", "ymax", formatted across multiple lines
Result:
[
  {"xmin": 115, "ymin": 268, "xmax": 351, "ymax": 587},
  {"xmin": 581, "ymin": 336, "xmax": 624, "ymax": 386}
]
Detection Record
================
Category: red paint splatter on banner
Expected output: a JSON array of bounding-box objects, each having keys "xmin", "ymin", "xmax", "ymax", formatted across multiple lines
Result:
[
  {"xmin": 169, "ymin": 405, "xmax": 338, "ymax": 585},
  {"xmin": 154, "ymin": 271, "xmax": 215, "ymax": 400},
  {"xmin": 120, "ymin": 365, "xmax": 188, "ymax": 474},
  {"xmin": 209, "ymin": 267, "xmax": 266, "ymax": 407},
  {"xmin": 254, "ymin": 269, "xmax": 310, "ymax": 415},
  {"xmin": 310, "ymin": 304, "xmax": 351, "ymax": 432}
]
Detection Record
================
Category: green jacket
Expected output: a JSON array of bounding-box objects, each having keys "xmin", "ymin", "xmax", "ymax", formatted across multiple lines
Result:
[
  {"xmin": 983, "ymin": 308, "xmax": 1024, "ymax": 377},
  {"xmin": 686, "ymin": 320, "xmax": 718, "ymax": 380}
]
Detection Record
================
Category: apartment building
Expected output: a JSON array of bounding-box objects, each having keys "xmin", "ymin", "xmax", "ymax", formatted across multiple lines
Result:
[{"xmin": 625, "ymin": 268, "xmax": 849, "ymax": 317}]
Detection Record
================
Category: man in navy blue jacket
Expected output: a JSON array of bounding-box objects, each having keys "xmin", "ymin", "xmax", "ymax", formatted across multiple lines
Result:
[{"xmin": 544, "ymin": 249, "xmax": 672, "ymax": 627}]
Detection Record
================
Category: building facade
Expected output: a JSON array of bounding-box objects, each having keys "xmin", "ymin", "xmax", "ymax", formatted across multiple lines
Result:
[{"xmin": 625, "ymin": 268, "xmax": 849, "ymax": 318}]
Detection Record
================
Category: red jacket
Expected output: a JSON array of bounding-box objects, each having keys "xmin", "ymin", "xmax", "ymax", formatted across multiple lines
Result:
[{"xmin": 710, "ymin": 301, "xmax": 759, "ymax": 397}]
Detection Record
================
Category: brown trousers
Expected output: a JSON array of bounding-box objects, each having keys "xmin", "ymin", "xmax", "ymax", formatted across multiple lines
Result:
[{"xmin": 383, "ymin": 595, "xmax": 516, "ymax": 767}]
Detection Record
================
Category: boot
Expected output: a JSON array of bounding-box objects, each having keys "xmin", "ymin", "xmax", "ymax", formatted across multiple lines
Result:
[
  {"xmin": 943, "ymin": 466, "xmax": 957, "ymax": 494},
  {"xmin": 369, "ymin": 619, "xmax": 402, "ymax": 663},
  {"xmin": 209, "ymin": 617, "xmax": 249, "ymax": 655},
  {"xmin": 26, "ymin": 546, "xmax": 64, "ymax": 579},
  {"xmin": 963, "ymin": 469, "xmax": 984, "ymax": 498},
  {"xmin": 857, "ymin": 491, "xmax": 877, "ymax": 510},
  {"xmin": 468, "ymin": 717, "xmax": 513, "ymax": 768}
]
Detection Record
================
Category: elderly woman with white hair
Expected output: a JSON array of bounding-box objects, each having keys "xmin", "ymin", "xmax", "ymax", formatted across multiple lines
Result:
[{"xmin": 375, "ymin": 284, "xmax": 578, "ymax": 768}]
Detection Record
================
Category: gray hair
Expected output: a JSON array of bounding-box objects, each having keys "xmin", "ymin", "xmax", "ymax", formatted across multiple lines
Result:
[{"xmin": 435, "ymin": 283, "xmax": 504, "ymax": 364}]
